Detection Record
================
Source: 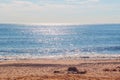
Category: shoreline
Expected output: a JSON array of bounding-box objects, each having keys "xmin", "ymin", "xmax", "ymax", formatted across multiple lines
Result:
[
  {"xmin": 0, "ymin": 55, "xmax": 120, "ymax": 61},
  {"xmin": 0, "ymin": 58, "xmax": 120, "ymax": 80}
]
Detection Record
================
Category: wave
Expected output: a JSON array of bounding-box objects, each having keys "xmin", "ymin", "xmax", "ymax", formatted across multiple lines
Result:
[
  {"xmin": 0, "ymin": 46, "xmax": 120, "ymax": 54},
  {"xmin": 0, "ymin": 46, "xmax": 120, "ymax": 60}
]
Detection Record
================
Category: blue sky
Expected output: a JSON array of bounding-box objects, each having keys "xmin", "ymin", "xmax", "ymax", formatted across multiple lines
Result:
[{"xmin": 0, "ymin": 0, "xmax": 120, "ymax": 24}]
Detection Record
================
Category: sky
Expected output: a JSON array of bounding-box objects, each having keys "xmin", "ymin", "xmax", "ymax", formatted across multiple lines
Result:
[{"xmin": 0, "ymin": 0, "xmax": 120, "ymax": 24}]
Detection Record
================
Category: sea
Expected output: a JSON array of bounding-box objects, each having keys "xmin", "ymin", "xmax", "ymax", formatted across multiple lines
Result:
[{"xmin": 0, "ymin": 24, "xmax": 120, "ymax": 60}]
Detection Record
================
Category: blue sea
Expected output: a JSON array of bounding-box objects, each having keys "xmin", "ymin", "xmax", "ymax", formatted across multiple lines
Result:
[{"xmin": 0, "ymin": 24, "xmax": 120, "ymax": 60}]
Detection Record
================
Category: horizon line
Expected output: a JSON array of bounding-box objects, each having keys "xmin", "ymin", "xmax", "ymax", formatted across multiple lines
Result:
[{"xmin": 0, "ymin": 22, "xmax": 120, "ymax": 26}]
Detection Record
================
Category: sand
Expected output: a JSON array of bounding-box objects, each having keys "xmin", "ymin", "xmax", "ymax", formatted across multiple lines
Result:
[{"xmin": 0, "ymin": 58, "xmax": 120, "ymax": 80}]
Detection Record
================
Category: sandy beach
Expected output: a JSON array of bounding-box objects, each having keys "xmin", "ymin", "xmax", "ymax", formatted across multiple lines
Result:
[{"xmin": 0, "ymin": 58, "xmax": 119, "ymax": 80}]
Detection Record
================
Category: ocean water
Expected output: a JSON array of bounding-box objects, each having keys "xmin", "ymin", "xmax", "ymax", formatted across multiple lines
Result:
[{"xmin": 0, "ymin": 24, "xmax": 120, "ymax": 60}]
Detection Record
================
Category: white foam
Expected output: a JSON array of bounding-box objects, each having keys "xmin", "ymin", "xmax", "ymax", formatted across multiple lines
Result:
[{"xmin": 0, "ymin": 52, "xmax": 120, "ymax": 61}]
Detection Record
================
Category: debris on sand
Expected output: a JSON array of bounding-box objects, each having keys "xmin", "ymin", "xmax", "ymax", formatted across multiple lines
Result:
[
  {"xmin": 103, "ymin": 68, "xmax": 110, "ymax": 72},
  {"xmin": 103, "ymin": 66, "xmax": 120, "ymax": 72},
  {"xmin": 67, "ymin": 67, "xmax": 79, "ymax": 74},
  {"xmin": 54, "ymin": 67, "xmax": 87, "ymax": 74},
  {"xmin": 54, "ymin": 71, "xmax": 61, "ymax": 73},
  {"xmin": 67, "ymin": 67, "xmax": 87, "ymax": 74},
  {"xmin": 111, "ymin": 69, "xmax": 117, "ymax": 71}
]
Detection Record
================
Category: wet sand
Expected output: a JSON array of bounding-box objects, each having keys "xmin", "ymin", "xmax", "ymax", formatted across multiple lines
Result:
[{"xmin": 0, "ymin": 58, "xmax": 120, "ymax": 80}]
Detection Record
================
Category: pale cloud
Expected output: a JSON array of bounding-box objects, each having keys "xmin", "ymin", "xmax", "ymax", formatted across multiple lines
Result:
[
  {"xmin": 0, "ymin": 0, "xmax": 100, "ymax": 9},
  {"xmin": 0, "ymin": 0, "xmax": 98, "ymax": 12},
  {"xmin": 65, "ymin": 0, "xmax": 99, "ymax": 5},
  {"xmin": 0, "ymin": 0, "xmax": 119, "ymax": 24},
  {"xmin": 37, "ymin": 0, "xmax": 100, "ymax": 6},
  {"xmin": 65, "ymin": 0, "xmax": 99, "ymax": 2},
  {"xmin": 0, "ymin": 0, "xmax": 42, "ymax": 11}
]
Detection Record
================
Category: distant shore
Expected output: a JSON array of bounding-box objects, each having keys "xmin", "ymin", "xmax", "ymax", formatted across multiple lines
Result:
[{"xmin": 0, "ymin": 58, "xmax": 120, "ymax": 80}]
